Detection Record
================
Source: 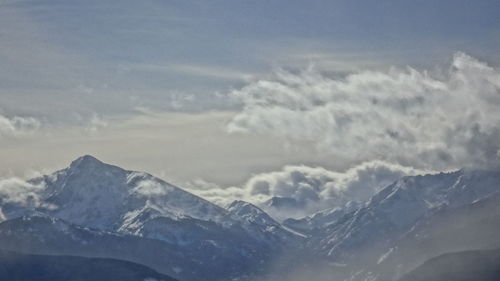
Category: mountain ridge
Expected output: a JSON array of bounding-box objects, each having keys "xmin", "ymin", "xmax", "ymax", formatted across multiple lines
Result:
[
  {"xmin": 0, "ymin": 155, "xmax": 302, "ymax": 281},
  {"xmin": 399, "ymin": 248, "xmax": 500, "ymax": 281},
  {"xmin": 0, "ymin": 248, "xmax": 177, "ymax": 281},
  {"xmin": 2, "ymin": 155, "xmax": 500, "ymax": 281}
]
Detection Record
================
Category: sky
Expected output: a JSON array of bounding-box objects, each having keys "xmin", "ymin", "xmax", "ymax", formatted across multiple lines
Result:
[{"xmin": 1, "ymin": 0, "xmax": 500, "ymax": 217}]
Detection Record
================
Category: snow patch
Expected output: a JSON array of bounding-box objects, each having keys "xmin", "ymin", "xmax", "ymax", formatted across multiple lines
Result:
[{"xmin": 377, "ymin": 247, "xmax": 394, "ymax": 264}]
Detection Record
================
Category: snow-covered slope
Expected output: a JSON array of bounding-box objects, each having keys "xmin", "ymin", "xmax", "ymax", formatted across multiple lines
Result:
[
  {"xmin": 375, "ymin": 190, "xmax": 500, "ymax": 281},
  {"xmin": 0, "ymin": 214, "xmax": 275, "ymax": 281},
  {"xmin": 18, "ymin": 155, "xmax": 301, "ymax": 244},
  {"xmin": 289, "ymin": 169, "xmax": 500, "ymax": 281},
  {"xmin": 2, "ymin": 156, "xmax": 499, "ymax": 281},
  {"xmin": 228, "ymin": 200, "xmax": 280, "ymax": 227},
  {"xmin": 0, "ymin": 155, "xmax": 302, "ymax": 281},
  {"xmin": 227, "ymin": 200, "xmax": 303, "ymax": 244},
  {"xmin": 308, "ymin": 170, "xmax": 500, "ymax": 260},
  {"xmin": 283, "ymin": 201, "xmax": 360, "ymax": 236},
  {"xmin": 17, "ymin": 155, "xmax": 227, "ymax": 234}
]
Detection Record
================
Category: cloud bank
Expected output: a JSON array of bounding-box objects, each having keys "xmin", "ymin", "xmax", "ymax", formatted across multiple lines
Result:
[
  {"xmin": 186, "ymin": 161, "xmax": 426, "ymax": 219},
  {"xmin": 228, "ymin": 53, "xmax": 500, "ymax": 171}
]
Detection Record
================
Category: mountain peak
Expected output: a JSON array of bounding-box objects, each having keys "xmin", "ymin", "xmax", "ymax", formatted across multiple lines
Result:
[
  {"xmin": 69, "ymin": 155, "xmax": 107, "ymax": 170},
  {"xmin": 227, "ymin": 200, "xmax": 280, "ymax": 227},
  {"xmin": 227, "ymin": 200, "xmax": 253, "ymax": 209},
  {"xmin": 227, "ymin": 200, "xmax": 265, "ymax": 214}
]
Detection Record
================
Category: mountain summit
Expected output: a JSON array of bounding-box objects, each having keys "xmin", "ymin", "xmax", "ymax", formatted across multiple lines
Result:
[
  {"xmin": 0, "ymin": 155, "xmax": 301, "ymax": 280},
  {"xmin": 69, "ymin": 154, "xmax": 106, "ymax": 168},
  {"xmin": 21, "ymin": 156, "xmax": 228, "ymax": 233}
]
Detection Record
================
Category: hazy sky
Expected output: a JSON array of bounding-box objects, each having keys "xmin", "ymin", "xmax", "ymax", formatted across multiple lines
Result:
[{"xmin": 1, "ymin": 0, "xmax": 500, "ymax": 213}]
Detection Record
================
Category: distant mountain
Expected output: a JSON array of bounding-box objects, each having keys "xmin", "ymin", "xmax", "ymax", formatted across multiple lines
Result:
[
  {"xmin": 283, "ymin": 201, "xmax": 360, "ymax": 236},
  {"xmin": 307, "ymin": 169, "xmax": 500, "ymax": 259},
  {"xmin": 0, "ymin": 156, "xmax": 301, "ymax": 281},
  {"xmin": 2, "ymin": 155, "xmax": 500, "ymax": 281},
  {"xmin": 15, "ymin": 155, "xmax": 228, "ymax": 232},
  {"xmin": 228, "ymin": 200, "xmax": 280, "ymax": 227},
  {"xmin": 275, "ymin": 169, "xmax": 500, "ymax": 281},
  {"xmin": 376, "ymin": 190, "xmax": 500, "ymax": 280},
  {"xmin": 260, "ymin": 196, "xmax": 311, "ymax": 221},
  {"xmin": 399, "ymin": 249, "xmax": 500, "ymax": 281},
  {"xmin": 0, "ymin": 249, "xmax": 176, "ymax": 281},
  {"xmin": 227, "ymin": 200, "xmax": 300, "ymax": 243}
]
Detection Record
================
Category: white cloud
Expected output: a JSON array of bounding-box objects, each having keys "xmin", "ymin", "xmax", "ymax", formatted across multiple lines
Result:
[
  {"xmin": 125, "ymin": 62, "xmax": 255, "ymax": 81},
  {"xmin": 184, "ymin": 179, "xmax": 245, "ymax": 207},
  {"xmin": 184, "ymin": 161, "xmax": 426, "ymax": 218},
  {"xmin": 0, "ymin": 114, "xmax": 41, "ymax": 137},
  {"xmin": 0, "ymin": 177, "xmax": 46, "ymax": 208},
  {"xmin": 243, "ymin": 161, "xmax": 426, "ymax": 219},
  {"xmin": 227, "ymin": 52, "xmax": 500, "ymax": 171},
  {"xmin": 85, "ymin": 113, "xmax": 108, "ymax": 134},
  {"xmin": 128, "ymin": 173, "xmax": 174, "ymax": 197}
]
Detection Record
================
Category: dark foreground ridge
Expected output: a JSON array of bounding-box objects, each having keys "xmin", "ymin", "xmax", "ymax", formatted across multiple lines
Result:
[
  {"xmin": 399, "ymin": 248, "xmax": 500, "ymax": 281},
  {"xmin": 0, "ymin": 249, "xmax": 177, "ymax": 281}
]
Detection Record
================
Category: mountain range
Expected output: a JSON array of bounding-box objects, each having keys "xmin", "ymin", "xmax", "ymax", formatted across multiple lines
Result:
[{"xmin": 1, "ymin": 155, "xmax": 499, "ymax": 281}]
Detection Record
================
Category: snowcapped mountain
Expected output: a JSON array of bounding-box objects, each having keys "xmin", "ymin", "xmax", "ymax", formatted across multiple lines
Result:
[
  {"xmin": 18, "ymin": 155, "xmax": 228, "ymax": 234},
  {"xmin": 227, "ymin": 200, "xmax": 304, "ymax": 244},
  {"xmin": 2, "ymin": 155, "xmax": 500, "ymax": 281},
  {"xmin": 289, "ymin": 169, "xmax": 500, "ymax": 281},
  {"xmin": 307, "ymin": 169, "xmax": 500, "ymax": 260},
  {"xmin": 0, "ymin": 214, "xmax": 267, "ymax": 281},
  {"xmin": 283, "ymin": 201, "xmax": 360, "ymax": 235},
  {"xmin": 1, "ymin": 156, "xmax": 292, "ymax": 240},
  {"xmin": 260, "ymin": 196, "xmax": 313, "ymax": 221},
  {"xmin": 0, "ymin": 155, "xmax": 301, "ymax": 281},
  {"xmin": 228, "ymin": 200, "xmax": 280, "ymax": 227},
  {"xmin": 375, "ymin": 190, "xmax": 500, "ymax": 281}
]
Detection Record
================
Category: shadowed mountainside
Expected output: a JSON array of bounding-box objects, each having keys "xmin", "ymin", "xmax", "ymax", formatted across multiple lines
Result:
[
  {"xmin": 0, "ymin": 249, "xmax": 177, "ymax": 281},
  {"xmin": 399, "ymin": 248, "xmax": 500, "ymax": 281}
]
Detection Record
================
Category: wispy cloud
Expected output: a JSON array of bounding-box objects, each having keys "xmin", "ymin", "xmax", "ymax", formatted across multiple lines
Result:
[
  {"xmin": 126, "ymin": 63, "xmax": 255, "ymax": 81},
  {"xmin": 0, "ymin": 177, "xmax": 45, "ymax": 209},
  {"xmin": 228, "ymin": 53, "xmax": 500, "ymax": 171},
  {"xmin": 0, "ymin": 113, "xmax": 41, "ymax": 138}
]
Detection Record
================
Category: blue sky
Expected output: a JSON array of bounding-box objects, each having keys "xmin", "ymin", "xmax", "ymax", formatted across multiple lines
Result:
[
  {"xmin": 1, "ymin": 0, "xmax": 500, "ymax": 196},
  {"xmin": 3, "ymin": 0, "xmax": 500, "ymax": 95}
]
